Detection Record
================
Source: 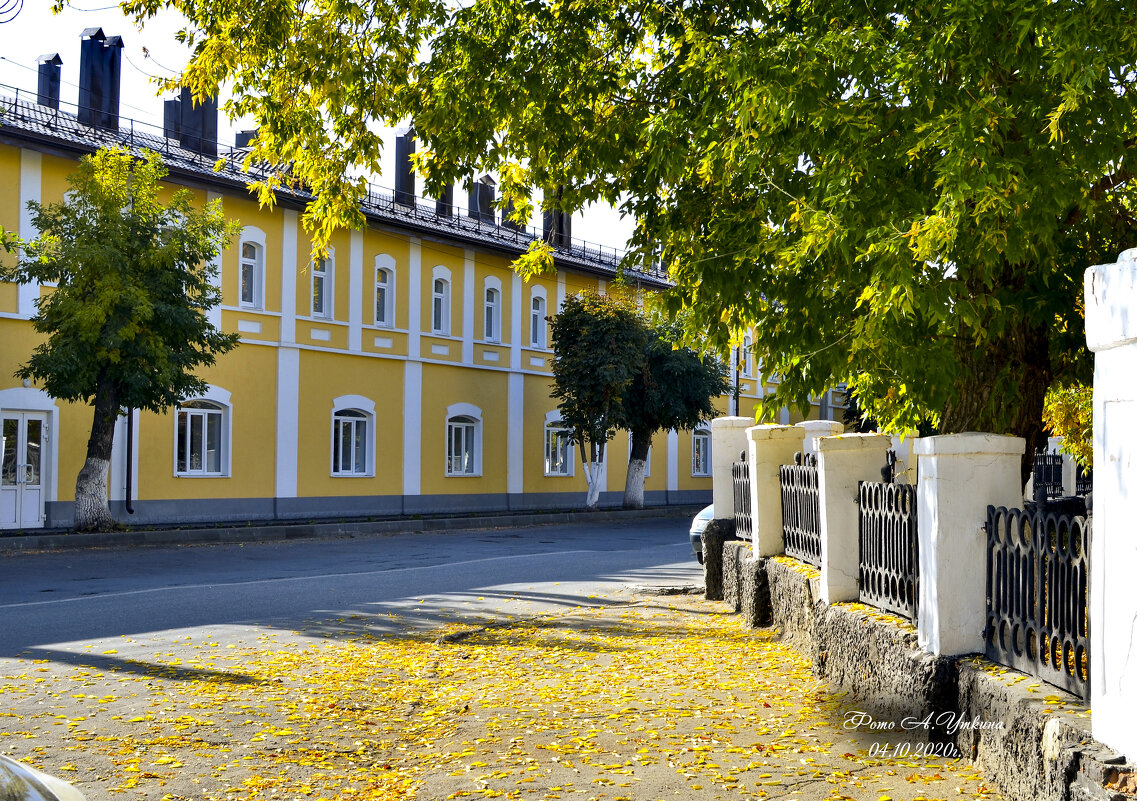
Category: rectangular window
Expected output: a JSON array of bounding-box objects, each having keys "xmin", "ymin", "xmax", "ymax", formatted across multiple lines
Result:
[
  {"xmin": 333, "ymin": 414, "xmax": 368, "ymax": 475},
  {"xmin": 447, "ymin": 418, "xmax": 476, "ymax": 475},
  {"xmin": 313, "ymin": 258, "xmax": 330, "ymax": 317},
  {"xmin": 544, "ymin": 426, "xmax": 573, "ymax": 476},
  {"xmin": 240, "ymin": 242, "xmax": 261, "ymax": 308},
  {"xmin": 376, "ymin": 283, "xmax": 388, "ymax": 326},
  {"xmin": 692, "ymin": 431, "xmax": 711, "ymax": 476},
  {"xmin": 176, "ymin": 404, "xmax": 223, "ymax": 476}
]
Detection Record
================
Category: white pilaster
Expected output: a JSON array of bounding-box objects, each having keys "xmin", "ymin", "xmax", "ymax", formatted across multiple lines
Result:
[
  {"xmin": 666, "ymin": 429, "xmax": 679, "ymax": 492},
  {"xmin": 510, "ymin": 272, "xmax": 523, "ymax": 370},
  {"xmin": 1085, "ymin": 252, "xmax": 1137, "ymax": 761},
  {"xmin": 746, "ymin": 425, "xmax": 803, "ymax": 557},
  {"xmin": 408, "ymin": 238, "xmax": 422, "ymax": 360},
  {"xmin": 817, "ymin": 434, "xmax": 891, "ymax": 604},
  {"xmin": 17, "ymin": 150, "xmax": 41, "ymax": 317},
  {"xmin": 914, "ymin": 433, "xmax": 1023, "ymax": 656},
  {"xmin": 462, "ymin": 249, "xmax": 475, "ymax": 363},
  {"xmin": 403, "ymin": 361, "xmax": 423, "ymax": 496},
  {"xmin": 710, "ymin": 416, "xmax": 754, "ymax": 519},
  {"xmin": 348, "ymin": 229, "xmax": 364, "ymax": 352},
  {"xmin": 507, "ymin": 372, "xmax": 524, "ymax": 495},
  {"xmin": 205, "ymin": 191, "xmax": 224, "ymax": 330},
  {"xmin": 109, "ymin": 415, "xmax": 127, "ymax": 502},
  {"xmin": 280, "ymin": 210, "xmax": 298, "ymax": 343},
  {"xmin": 556, "ymin": 271, "xmax": 567, "ymax": 311},
  {"xmin": 275, "ymin": 346, "xmax": 300, "ymax": 498}
]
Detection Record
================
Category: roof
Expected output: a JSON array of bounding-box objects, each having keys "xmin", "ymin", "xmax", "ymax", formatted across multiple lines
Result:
[{"xmin": 0, "ymin": 87, "xmax": 670, "ymax": 288}]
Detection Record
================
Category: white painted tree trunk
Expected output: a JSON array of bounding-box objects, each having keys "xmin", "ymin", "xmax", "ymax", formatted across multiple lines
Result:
[
  {"xmin": 583, "ymin": 461, "xmax": 604, "ymax": 509},
  {"xmin": 74, "ymin": 456, "xmax": 115, "ymax": 531},
  {"xmin": 624, "ymin": 458, "xmax": 646, "ymax": 509}
]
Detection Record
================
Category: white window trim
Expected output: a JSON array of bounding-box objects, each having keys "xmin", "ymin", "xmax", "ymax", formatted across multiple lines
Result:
[
  {"xmin": 741, "ymin": 334, "xmax": 754, "ymax": 378},
  {"xmin": 692, "ymin": 428, "xmax": 712, "ymax": 477},
  {"xmin": 238, "ymin": 226, "xmax": 267, "ymax": 310},
  {"xmin": 375, "ymin": 254, "xmax": 396, "ymax": 328},
  {"xmin": 173, "ymin": 385, "xmax": 232, "ymax": 478},
  {"xmin": 330, "ymin": 394, "xmax": 376, "ymax": 478},
  {"xmin": 445, "ymin": 402, "xmax": 482, "ymax": 477},
  {"xmin": 484, "ymin": 275, "xmax": 502, "ymax": 343},
  {"xmin": 311, "ymin": 246, "xmax": 335, "ymax": 319},
  {"xmin": 543, "ymin": 410, "xmax": 574, "ymax": 477},
  {"xmin": 530, "ymin": 285, "xmax": 548, "ymax": 349},
  {"xmin": 432, "ymin": 265, "xmax": 452, "ymax": 335}
]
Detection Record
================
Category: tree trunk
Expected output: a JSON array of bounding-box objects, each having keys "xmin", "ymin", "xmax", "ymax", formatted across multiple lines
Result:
[
  {"xmin": 939, "ymin": 315, "xmax": 1051, "ymax": 488},
  {"xmin": 623, "ymin": 429, "xmax": 652, "ymax": 509},
  {"xmin": 74, "ymin": 377, "xmax": 119, "ymax": 532},
  {"xmin": 581, "ymin": 439, "xmax": 605, "ymax": 510}
]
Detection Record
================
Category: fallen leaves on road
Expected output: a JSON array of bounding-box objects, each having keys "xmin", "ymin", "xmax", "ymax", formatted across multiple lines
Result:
[{"xmin": 0, "ymin": 596, "xmax": 1000, "ymax": 801}]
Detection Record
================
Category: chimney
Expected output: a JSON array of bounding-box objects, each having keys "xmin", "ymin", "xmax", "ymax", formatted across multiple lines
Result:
[
  {"xmin": 468, "ymin": 174, "xmax": 496, "ymax": 224},
  {"xmin": 163, "ymin": 98, "xmax": 181, "ymax": 140},
  {"xmin": 542, "ymin": 186, "xmax": 572, "ymax": 247},
  {"xmin": 394, "ymin": 127, "xmax": 415, "ymax": 206},
  {"xmin": 502, "ymin": 197, "xmax": 526, "ymax": 232},
  {"xmin": 178, "ymin": 87, "xmax": 218, "ymax": 157},
  {"xmin": 78, "ymin": 29, "xmax": 123, "ymax": 129},
  {"xmin": 36, "ymin": 54, "xmax": 62, "ymax": 109},
  {"xmin": 435, "ymin": 183, "xmax": 454, "ymax": 217},
  {"xmin": 235, "ymin": 130, "xmax": 257, "ymax": 149}
]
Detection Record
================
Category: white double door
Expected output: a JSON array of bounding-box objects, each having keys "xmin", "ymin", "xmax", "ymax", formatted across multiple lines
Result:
[{"xmin": 1, "ymin": 411, "xmax": 47, "ymax": 528}]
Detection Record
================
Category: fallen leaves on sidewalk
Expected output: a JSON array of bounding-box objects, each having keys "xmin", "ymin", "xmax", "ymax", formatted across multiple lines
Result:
[{"xmin": 0, "ymin": 597, "xmax": 1000, "ymax": 801}]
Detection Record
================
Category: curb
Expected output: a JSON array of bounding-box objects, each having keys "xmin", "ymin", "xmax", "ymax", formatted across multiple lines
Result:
[{"xmin": 0, "ymin": 504, "xmax": 702, "ymax": 553}]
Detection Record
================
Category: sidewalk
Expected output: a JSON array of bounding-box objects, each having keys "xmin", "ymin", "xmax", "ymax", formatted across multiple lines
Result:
[{"xmin": 0, "ymin": 504, "xmax": 703, "ymax": 553}]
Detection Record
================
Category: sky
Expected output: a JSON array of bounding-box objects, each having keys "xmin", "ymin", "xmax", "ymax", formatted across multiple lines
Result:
[{"xmin": 0, "ymin": 1, "xmax": 633, "ymax": 251}]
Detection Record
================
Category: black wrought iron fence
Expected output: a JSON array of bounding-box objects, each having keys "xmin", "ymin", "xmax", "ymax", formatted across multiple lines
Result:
[
  {"xmin": 858, "ymin": 480, "xmax": 919, "ymax": 620},
  {"xmin": 1076, "ymin": 465, "xmax": 1092, "ymax": 497},
  {"xmin": 985, "ymin": 505, "xmax": 1090, "ymax": 698},
  {"xmin": 732, "ymin": 457, "xmax": 753, "ymax": 541},
  {"xmin": 780, "ymin": 453, "xmax": 821, "ymax": 567},
  {"xmin": 1032, "ymin": 451, "xmax": 1065, "ymax": 503}
]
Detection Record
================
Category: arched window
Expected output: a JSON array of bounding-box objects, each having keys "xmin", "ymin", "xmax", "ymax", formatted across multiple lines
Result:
[
  {"xmin": 692, "ymin": 428, "xmax": 711, "ymax": 477},
  {"xmin": 445, "ymin": 404, "xmax": 482, "ymax": 476},
  {"xmin": 312, "ymin": 249, "xmax": 334, "ymax": 318},
  {"xmin": 375, "ymin": 262, "xmax": 394, "ymax": 327},
  {"xmin": 432, "ymin": 277, "xmax": 451, "ymax": 334},
  {"xmin": 175, "ymin": 395, "xmax": 230, "ymax": 477},
  {"xmin": 484, "ymin": 287, "xmax": 501, "ymax": 343},
  {"xmin": 238, "ymin": 227, "xmax": 266, "ymax": 309},
  {"xmin": 530, "ymin": 293, "xmax": 547, "ymax": 348}
]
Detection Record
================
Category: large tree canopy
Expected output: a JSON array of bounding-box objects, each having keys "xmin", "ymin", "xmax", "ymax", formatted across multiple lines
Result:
[{"xmin": 122, "ymin": 0, "xmax": 1137, "ymax": 450}]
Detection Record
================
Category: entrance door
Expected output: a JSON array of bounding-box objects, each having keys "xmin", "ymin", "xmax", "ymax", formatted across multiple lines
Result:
[{"xmin": 1, "ymin": 412, "xmax": 46, "ymax": 528}]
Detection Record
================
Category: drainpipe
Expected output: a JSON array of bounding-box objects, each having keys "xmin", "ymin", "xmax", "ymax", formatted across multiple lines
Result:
[
  {"xmin": 730, "ymin": 347, "xmax": 740, "ymax": 417},
  {"xmin": 125, "ymin": 407, "xmax": 134, "ymax": 514}
]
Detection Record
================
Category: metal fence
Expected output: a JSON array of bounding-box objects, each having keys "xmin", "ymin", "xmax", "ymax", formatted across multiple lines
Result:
[
  {"xmin": 1032, "ymin": 451, "xmax": 1065, "ymax": 503},
  {"xmin": 858, "ymin": 480, "xmax": 920, "ymax": 620},
  {"xmin": 732, "ymin": 458, "xmax": 753, "ymax": 540},
  {"xmin": 780, "ymin": 453, "xmax": 821, "ymax": 567},
  {"xmin": 985, "ymin": 505, "xmax": 1091, "ymax": 698},
  {"xmin": 1076, "ymin": 465, "xmax": 1092, "ymax": 497}
]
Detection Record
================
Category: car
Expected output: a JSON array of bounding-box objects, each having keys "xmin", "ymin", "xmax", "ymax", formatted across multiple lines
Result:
[
  {"xmin": 0, "ymin": 755, "xmax": 86, "ymax": 801},
  {"xmin": 690, "ymin": 504, "xmax": 714, "ymax": 564}
]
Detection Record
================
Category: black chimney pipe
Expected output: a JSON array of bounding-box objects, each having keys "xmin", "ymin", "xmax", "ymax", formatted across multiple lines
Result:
[
  {"xmin": 468, "ymin": 174, "xmax": 496, "ymax": 224},
  {"xmin": 77, "ymin": 29, "xmax": 123, "ymax": 130},
  {"xmin": 178, "ymin": 87, "xmax": 218, "ymax": 157},
  {"xmin": 36, "ymin": 54, "xmax": 62, "ymax": 109},
  {"xmin": 435, "ymin": 183, "xmax": 454, "ymax": 217},
  {"xmin": 394, "ymin": 128, "xmax": 416, "ymax": 206}
]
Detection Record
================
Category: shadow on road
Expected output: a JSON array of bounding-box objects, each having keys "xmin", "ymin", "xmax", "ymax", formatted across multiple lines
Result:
[{"xmin": 17, "ymin": 647, "xmax": 264, "ymax": 685}]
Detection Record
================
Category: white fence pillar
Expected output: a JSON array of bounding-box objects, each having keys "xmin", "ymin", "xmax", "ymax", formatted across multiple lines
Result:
[
  {"xmin": 817, "ymin": 434, "xmax": 892, "ymax": 604},
  {"xmin": 1086, "ymin": 251, "xmax": 1137, "ymax": 761},
  {"xmin": 797, "ymin": 419, "xmax": 844, "ymax": 457},
  {"xmin": 746, "ymin": 425, "xmax": 802, "ymax": 557},
  {"xmin": 914, "ymin": 433, "xmax": 1024, "ymax": 656},
  {"xmin": 711, "ymin": 416, "xmax": 754, "ymax": 520}
]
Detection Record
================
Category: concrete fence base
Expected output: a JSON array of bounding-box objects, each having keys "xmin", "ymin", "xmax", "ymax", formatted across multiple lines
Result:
[{"xmin": 701, "ymin": 519, "xmax": 736, "ymax": 601}]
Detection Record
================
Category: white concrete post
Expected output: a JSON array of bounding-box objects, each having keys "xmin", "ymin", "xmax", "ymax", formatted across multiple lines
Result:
[
  {"xmin": 913, "ymin": 433, "xmax": 1024, "ymax": 656},
  {"xmin": 889, "ymin": 433, "xmax": 920, "ymax": 485},
  {"xmin": 746, "ymin": 425, "xmax": 803, "ymax": 557},
  {"xmin": 1085, "ymin": 251, "xmax": 1137, "ymax": 761},
  {"xmin": 817, "ymin": 434, "xmax": 892, "ymax": 604},
  {"xmin": 797, "ymin": 419, "xmax": 844, "ymax": 457},
  {"xmin": 711, "ymin": 417, "xmax": 754, "ymax": 520}
]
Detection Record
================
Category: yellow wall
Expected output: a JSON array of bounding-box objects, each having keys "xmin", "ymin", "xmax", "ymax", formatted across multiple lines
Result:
[
  {"xmin": 0, "ymin": 144, "xmax": 20, "ymax": 312},
  {"xmin": 419, "ymin": 363, "xmax": 508, "ymax": 496}
]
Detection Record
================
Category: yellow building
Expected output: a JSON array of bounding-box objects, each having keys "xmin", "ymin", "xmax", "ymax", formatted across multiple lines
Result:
[{"xmin": 0, "ymin": 67, "xmax": 721, "ymax": 529}]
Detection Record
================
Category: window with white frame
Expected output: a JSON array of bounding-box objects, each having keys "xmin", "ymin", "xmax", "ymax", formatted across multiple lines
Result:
[
  {"xmin": 446, "ymin": 414, "xmax": 479, "ymax": 475},
  {"xmin": 433, "ymin": 277, "xmax": 451, "ymax": 334},
  {"xmin": 332, "ymin": 410, "xmax": 370, "ymax": 476},
  {"xmin": 484, "ymin": 286, "xmax": 501, "ymax": 342},
  {"xmin": 312, "ymin": 252, "xmax": 333, "ymax": 318},
  {"xmin": 175, "ymin": 400, "xmax": 226, "ymax": 476},
  {"xmin": 692, "ymin": 428, "xmax": 711, "ymax": 476},
  {"xmin": 741, "ymin": 334, "xmax": 754, "ymax": 377},
  {"xmin": 375, "ymin": 264, "xmax": 394, "ymax": 327},
  {"xmin": 238, "ymin": 227, "xmax": 266, "ymax": 309},
  {"xmin": 530, "ymin": 294, "xmax": 547, "ymax": 348},
  {"xmin": 544, "ymin": 422, "xmax": 574, "ymax": 476}
]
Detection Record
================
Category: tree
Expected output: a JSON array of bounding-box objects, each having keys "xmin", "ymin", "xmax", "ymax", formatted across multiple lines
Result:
[
  {"xmin": 550, "ymin": 291, "xmax": 647, "ymax": 509},
  {"xmin": 1042, "ymin": 383, "xmax": 1093, "ymax": 469},
  {"xmin": 621, "ymin": 320, "xmax": 729, "ymax": 509},
  {"xmin": 0, "ymin": 147, "xmax": 239, "ymax": 531},
  {"xmin": 127, "ymin": 0, "xmax": 1137, "ymax": 477}
]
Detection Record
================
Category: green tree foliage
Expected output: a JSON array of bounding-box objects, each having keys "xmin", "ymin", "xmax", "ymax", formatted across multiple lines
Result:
[
  {"xmin": 0, "ymin": 147, "xmax": 239, "ymax": 531},
  {"xmin": 126, "ymin": 0, "xmax": 1137, "ymax": 469},
  {"xmin": 622, "ymin": 319, "xmax": 729, "ymax": 508},
  {"xmin": 1042, "ymin": 383, "xmax": 1093, "ymax": 468},
  {"xmin": 550, "ymin": 291, "xmax": 647, "ymax": 508}
]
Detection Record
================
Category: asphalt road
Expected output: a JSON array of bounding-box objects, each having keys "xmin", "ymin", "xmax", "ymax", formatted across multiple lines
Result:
[{"xmin": 0, "ymin": 517, "xmax": 702, "ymax": 657}]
